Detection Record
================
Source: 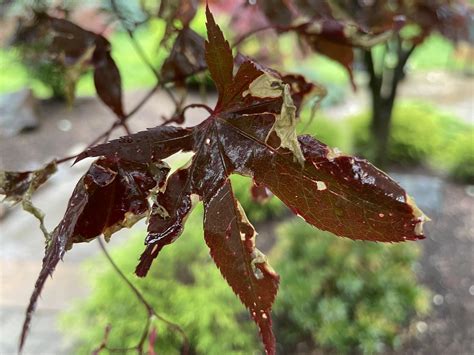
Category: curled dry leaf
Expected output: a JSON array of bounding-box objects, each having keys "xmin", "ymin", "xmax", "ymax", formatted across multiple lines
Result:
[
  {"xmin": 0, "ymin": 161, "xmax": 57, "ymax": 241},
  {"xmin": 19, "ymin": 157, "xmax": 169, "ymax": 351}
]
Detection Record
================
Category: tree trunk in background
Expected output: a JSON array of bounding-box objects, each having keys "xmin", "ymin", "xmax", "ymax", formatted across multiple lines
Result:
[
  {"xmin": 363, "ymin": 41, "xmax": 416, "ymax": 167},
  {"xmin": 370, "ymin": 98, "xmax": 394, "ymax": 167}
]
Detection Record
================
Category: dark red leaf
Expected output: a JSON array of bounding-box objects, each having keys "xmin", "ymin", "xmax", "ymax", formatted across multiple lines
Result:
[
  {"xmin": 14, "ymin": 13, "xmax": 125, "ymax": 116},
  {"xmin": 93, "ymin": 51, "xmax": 125, "ymax": 118},
  {"xmin": 204, "ymin": 181, "xmax": 279, "ymax": 354},
  {"xmin": 294, "ymin": 20, "xmax": 358, "ymax": 86},
  {"xmin": 20, "ymin": 177, "xmax": 89, "ymax": 351},
  {"xmin": 161, "ymin": 27, "xmax": 207, "ymax": 84},
  {"xmin": 406, "ymin": 1, "xmax": 471, "ymax": 42},
  {"xmin": 76, "ymin": 126, "xmax": 194, "ymax": 164},
  {"xmin": 19, "ymin": 157, "xmax": 168, "ymax": 351},
  {"xmin": 205, "ymin": 5, "xmax": 234, "ymax": 108},
  {"xmin": 246, "ymin": 134, "xmax": 428, "ymax": 242},
  {"xmin": 136, "ymin": 168, "xmax": 193, "ymax": 277},
  {"xmin": 70, "ymin": 158, "xmax": 169, "ymax": 245}
]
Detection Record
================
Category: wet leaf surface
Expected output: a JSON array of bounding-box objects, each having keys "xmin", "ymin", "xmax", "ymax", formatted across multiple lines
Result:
[
  {"xmin": 19, "ymin": 157, "xmax": 169, "ymax": 350},
  {"xmin": 16, "ymin": 5, "xmax": 438, "ymax": 354},
  {"xmin": 75, "ymin": 7, "xmax": 427, "ymax": 354}
]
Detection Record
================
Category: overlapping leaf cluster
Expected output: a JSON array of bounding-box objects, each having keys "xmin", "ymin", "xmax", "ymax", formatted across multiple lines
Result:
[
  {"xmin": 230, "ymin": 0, "xmax": 470, "ymax": 84},
  {"xmin": 0, "ymin": 3, "xmax": 436, "ymax": 355},
  {"xmin": 13, "ymin": 12, "xmax": 124, "ymax": 115}
]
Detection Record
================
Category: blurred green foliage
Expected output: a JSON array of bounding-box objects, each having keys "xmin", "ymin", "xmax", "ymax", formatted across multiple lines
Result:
[
  {"xmin": 60, "ymin": 206, "xmax": 260, "ymax": 354},
  {"xmin": 349, "ymin": 102, "xmax": 444, "ymax": 165},
  {"xmin": 436, "ymin": 129, "xmax": 474, "ymax": 184},
  {"xmin": 408, "ymin": 35, "xmax": 463, "ymax": 71},
  {"xmin": 298, "ymin": 111, "xmax": 353, "ymax": 153},
  {"xmin": 230, "ymin": 174, "xmax": 287, "ymax": 223},
  {"xmin": 61, "ymin": 207, "xmax": 430, "ymax": 354},
  {"xmin": 348, "ymin": 101, "xmax": 474, "ymax": 182},
  {"xmin": 272, "ymin": 219, "xmax": 431, "ymax": 354}
]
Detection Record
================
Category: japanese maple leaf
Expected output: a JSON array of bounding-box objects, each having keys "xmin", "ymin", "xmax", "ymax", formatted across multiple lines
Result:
[
  {"xmin": 21, "ymin": 6, "xmax": 428, "ymax": 355},
  {"xmin": 75, "ymin": 6, "xmax": 427, "ymax": 353}
]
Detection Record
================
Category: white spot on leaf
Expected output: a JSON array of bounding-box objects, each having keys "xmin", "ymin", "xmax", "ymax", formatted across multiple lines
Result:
[{"xmin": 316, "ymin": 181, "xmax": 327, "ymax": 191}]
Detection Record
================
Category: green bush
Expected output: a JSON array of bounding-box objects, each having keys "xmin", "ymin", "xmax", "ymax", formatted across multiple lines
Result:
[
  {"xmin": 60, "ymin": 207, "xmax": 259, "ymax": 354},
  {"xmin": 61, "ymin": 208, "xmax": 430, "ymax": 354},
  {"xmin": 349, "ymin": 102, "xmax": 444, "ymax": 165},
  {"xmin": 272, "ymin": 219, "xmax": 431, "ymax": 354},
  {"xmin": 349, "ymin": 101, "xmax": 474, "ymax": 181},
  {"xmin": 440, "ymin": 129, "xmax": 474, "ymax": 183},
  {"xmin": 230, "ymin": 174, "xmax": 287, "ymax": 223},
  {"xmin": 298, "ymin": 112, "xmax": 352, "ymax": 153}
]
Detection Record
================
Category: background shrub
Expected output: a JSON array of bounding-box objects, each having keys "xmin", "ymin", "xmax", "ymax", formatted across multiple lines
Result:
[
  {"xmin": 348, "ymin": 100, "xmax": 473, "ymax": 182},
  {"xmin": 437, "ymin": 129, "xmax": 474, "ymax": 184},
  {"xmin": 349, "ymin": 102, "xmax": 444, "ymax": 165},
  {"xmin": 62, "ymin": 210, "xmax": 431, "ymax": 355},
  {"xmin": 298, "ymin": 112, "xmax": 352, "ymax": 153},
  {"xmin": 271, "ymin": 219, "xmax": 431, "ymax": 354}
]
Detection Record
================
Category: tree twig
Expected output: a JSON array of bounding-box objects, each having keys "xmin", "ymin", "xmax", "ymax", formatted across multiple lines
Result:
[
  {"xmin": 110, "ymin": 0, "xmax": 179, "ymax": 106},
  {"xmin": 97, "ymin": 237, "xmax": 189, "ymax": 354},
  {"xmin": 182, "ymin": 103, "xmax": 214, "ymax": 115},
  {"xmin": 232, "ymin": 25, "xmax": 275, "ymax": 48}
]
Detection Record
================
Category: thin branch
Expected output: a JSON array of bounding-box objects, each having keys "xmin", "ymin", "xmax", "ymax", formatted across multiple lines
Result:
[
  {"xmin": 92, "ymin": 324, "xmax": 111, "ymax": 355},
  {"xmin": 386, "ymin": 36, "xmax": 417, "ymax": 106},
  {"xmin": 110, "ymin": 0, "xmax": 179, "ymax": 106},
  {"xmin": 97, "ymin": 237, "xmax": 189, "ymax": 354},
  {"xmin": 182, "ymin": 103, "xmax": 214, "ymax": 115},
  {"xmin": 363, "ymin": 49, "xmax": 382, "ymax": 101},
  {"xmin": 121, "ymin": 121, "xmax": 132, "ymax": 135},
  {"xmin": 55, "ymin": 81, "xmax": 163, "ymax": 165},
  {"xmin": 124, "ymin": 82, "xmax": 161, "ymax": 119},
  {"xmin": 232, "ymin": 25, "xmax": 275, "ymax": 48}
]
